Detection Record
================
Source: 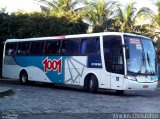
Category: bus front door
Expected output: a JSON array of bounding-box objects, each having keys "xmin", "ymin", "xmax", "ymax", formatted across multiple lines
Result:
[{"xmin": 110, "ymin": 47, "xmax": 124, "ymax": 90}]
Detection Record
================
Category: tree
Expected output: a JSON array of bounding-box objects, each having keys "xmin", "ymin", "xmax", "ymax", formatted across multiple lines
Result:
[
  {"xmin": 153, "ymin": 0, "xmax": 160, "ymax": 59},
  {"xmin": 36, "ymin": 0, "xmax": 85, "ymax": 25},
  {"xmin": 0, "ymin": 11, "xmax": 88, "ymax": 42},
  {"xmin": 0, "ymin": 11, "xmax": 88, "ymax": 74},
  {"xmin": 153, "ymin": 0, "xmax": 160, "ymax": 31},
  {"xmin": 84, "ymin": 0, "xmax": 116, "ymax": 32},
  {"xmin": 115, "ymin": 1, "xmax": 152, "ymax": 32},
  {"xmin": 37, "ymin": 0, "xmax": 81, "ymax": 14}
]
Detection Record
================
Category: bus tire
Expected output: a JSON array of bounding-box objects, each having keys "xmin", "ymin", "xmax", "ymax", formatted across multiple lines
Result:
[
  {"xmin": 89, "ymin": 75, "xmax": 98, "ymax": 93},
  {"xmin": 20, "ymin": 70, "xmax": 28, "ymax": 84},
  {"xmin": 116, "ymin": 90, "xmax": 124, "ymax": 95}
]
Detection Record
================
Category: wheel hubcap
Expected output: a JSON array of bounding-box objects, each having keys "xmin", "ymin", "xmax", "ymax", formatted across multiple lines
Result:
[
  {"xmin": 89, "ymin": 80, "xmax": 93, "ymax": 89},
  {"xmin": 22, "ymin": 74, "xmax": 27, "ymax": 82}
]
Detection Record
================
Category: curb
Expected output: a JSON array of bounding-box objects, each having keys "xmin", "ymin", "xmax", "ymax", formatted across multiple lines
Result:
[{"xmin": 0, "ymin": 87, "xmax": 13, "ymax": 97}]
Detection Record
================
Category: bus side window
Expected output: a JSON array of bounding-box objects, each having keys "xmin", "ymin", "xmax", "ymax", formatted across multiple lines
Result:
[
  {"xmin": 5, "ymin": 43, "xmax": 17, "ymax": 55},
  {"xmin": 61, "ymin": 40, "xmax": 70, "ymax": 54},
  {"xmin": 30, "ymin": 41, "xmax": 44, "ymax": 55},
  {"xmin": 45, "ymin": 40, "xmax": 61, "ymax": 55},
  {"xmin": 81, "ymin": 37, "xmax": 100, "ymax": 55},
  {"xmin": 69, "ymin": 39, "xmax": 80, "ymax": 54},
  {"xmin": 87, "ymin": 38, "xmax": 98, "ymax": 54},
  {"xmin": 96, "ymin": 38, "xmax": 100, "ymax": 53},
  {"xmin": 80, "ymin": 39, "xmax": 87, "ymax": 55},
  {"xmin": 88, "ymin": 37, "xmax": 100, "ymax": 54},
  {"xmin": 17, "ymin": 42, "xmax": 30, "ymax": 55}
]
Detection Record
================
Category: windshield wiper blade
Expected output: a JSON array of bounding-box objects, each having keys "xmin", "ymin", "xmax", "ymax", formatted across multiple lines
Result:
[
  {"xmin": 138, "ymin": 52, "xmax": 146, "ymax": 74},
  {"xmin": 146, "ymin": 52, "xmax": 155, "ymax": 75}
]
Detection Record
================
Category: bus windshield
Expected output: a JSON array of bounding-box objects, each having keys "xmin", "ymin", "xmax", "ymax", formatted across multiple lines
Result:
[{"xmin": 124, "ymin": 35, "xmax": 156, "ymax": 76}]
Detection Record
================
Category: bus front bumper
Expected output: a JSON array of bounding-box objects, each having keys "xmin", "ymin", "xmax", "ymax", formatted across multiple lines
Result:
[{"xmin": 122, "ymin": 79, "xmax": 158, "ymax": 91}]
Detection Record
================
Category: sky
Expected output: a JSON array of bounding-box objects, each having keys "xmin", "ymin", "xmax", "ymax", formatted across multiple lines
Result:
[
  {"xmin": 0, "ymin": 0, "xmax": 157, "ymax": 13},
  {"xmin": 0, "ymin": 0, "xmax": 41, "ymax": 13},
  {"xmin": 119, "ymin": 0, "xmax": 157, "ymax": 12}
]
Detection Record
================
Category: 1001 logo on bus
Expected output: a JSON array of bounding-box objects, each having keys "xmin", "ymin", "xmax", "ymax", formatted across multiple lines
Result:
[{"xmin": 42, "ymin": 57, "xmax": 62, "ymax": 74}]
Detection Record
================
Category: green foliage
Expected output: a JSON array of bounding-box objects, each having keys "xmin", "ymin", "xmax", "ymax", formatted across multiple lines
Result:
[
  {"xmin": 153, "ymin": 0, "xmax": 160, "ymax": 57},
  {"xmin": 154, "ymin": 37, "xmax": 160, "ymax": 63},
  {"xmin": 153, "ymin": 0, "xmax": 160, "ymax": 30},
  {"xmin": 38, "ymin": 0, "xmax": 79, "ymax": 12},
  {"xmin": 116, "ymin": 1, "xmax": 152, "ymax": 32},
  {"xmin": 37, "ymin": 0, "xmax": 85, "ymax": 26},
  {"xmin": 84, "ymin": 0, "xmax": 116, "ymax": 32},
  {"xmin": 0, "ymin": 12, "xmax": 88, "ymax": 43},
  {"xmin": 37, "ymin": 0, "xmax": 84, "ymax": 17},
  {"xmin": 0, "ymin": 11, "xmax": 88, "ymax": 72},
  {"xmin": 156, "ymin": 38, "xmax": 160, "ymax": 55}
]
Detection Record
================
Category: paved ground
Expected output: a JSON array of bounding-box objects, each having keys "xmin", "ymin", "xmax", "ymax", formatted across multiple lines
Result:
[
  {"xmin": 0, "ymin": 86, "xmax": 12, "ymax": 98},
  {"xmin": 0, "ymin": 79, "xmax": 160, "ymax": 118}
]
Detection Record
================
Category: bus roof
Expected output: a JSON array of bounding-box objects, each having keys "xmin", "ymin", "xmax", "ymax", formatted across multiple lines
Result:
[
  {"xmin": 5, "ymin": 35, "xmax": 65, "ymax": 42},
  {"xmin": 5, "ymin": 32, "xmax": 150, "ymax": 43}
]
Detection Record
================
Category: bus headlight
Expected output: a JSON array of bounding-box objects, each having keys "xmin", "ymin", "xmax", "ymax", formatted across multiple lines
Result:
[
  {"xmin": 124, "ymin": 76, "xmax": 137, "ymax": 81},
  {"xmin": 150, "ymin": 76, "xmax": 158, "ymax": 82},
  {"xmin": 154, "ymin": 78, "xmax": 158, "ymax": 82}
]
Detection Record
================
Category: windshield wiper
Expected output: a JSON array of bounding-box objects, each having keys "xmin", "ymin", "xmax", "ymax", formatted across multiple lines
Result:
[
  {"xmin": 146, "ymin": 52, "xmax": 155, "ymax": 75},
  {"xmin": 138, "ymin": 52, "xmax": 146, "ymax": 74}
]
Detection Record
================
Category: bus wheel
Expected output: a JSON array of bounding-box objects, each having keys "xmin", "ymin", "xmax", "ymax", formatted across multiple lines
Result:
[
  {"xmin": 116, "ymin": 90, "xmax": 124, "ymax": 95},
  {"xmin": 20, "ymin": 71, "xmax": 28, "ymax": 84},
  {"xmin": 89, "ymin": 75, "xmax": 98, "ymax": 93}
]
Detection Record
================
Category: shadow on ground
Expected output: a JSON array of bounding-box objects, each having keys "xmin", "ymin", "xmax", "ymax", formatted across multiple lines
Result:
[{"xmin": 0, "ymin": 79, "xmax": 159, "ymax": 98}]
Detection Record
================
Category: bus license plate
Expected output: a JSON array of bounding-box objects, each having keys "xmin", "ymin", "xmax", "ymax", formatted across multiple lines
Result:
[{"xmin": 143, "ymin": 85, "xmax": 148, "ymax": 88}]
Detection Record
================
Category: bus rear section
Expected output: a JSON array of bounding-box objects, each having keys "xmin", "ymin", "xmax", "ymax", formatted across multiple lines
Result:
[{"xmin": 2, "ymin": 35, "xmax": 103, "ymax": 94}]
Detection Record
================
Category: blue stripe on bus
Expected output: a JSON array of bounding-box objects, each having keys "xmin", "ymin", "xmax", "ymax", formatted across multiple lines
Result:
[
  {"xmin": 13, "ymin": 55, "xmax": 102, "ymax": 83},
  {"xmin": 14, "ymin": 56, "xmax": 71, "ymax": 83}
]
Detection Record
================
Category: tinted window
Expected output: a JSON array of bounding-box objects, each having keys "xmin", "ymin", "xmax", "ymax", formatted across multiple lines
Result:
[
  {"xmin": 17, "ymin": 42, "xmax": 30, "ymax": 55},
  {"xmin": 30, "ymin": 41, "xmax": 44, "ymax": 55},
  {"xmin": 103, "ymin": 35, "xmax": 124, "ymax": 74},
  {"xmin": 87, "ymin": 38, "xmax": 100, "ymax": 54},
  {"xmin": 124, "ymin": 35, "xmax": 156, "ymax": 75},
  {"xmin": 80, "ymin": 37, "xmax": 100, "ymax": 55},
  {"xmin": 81, "ymin": 39, "xmax": 87, "ymax": 54},
  {"xmin": 61, "ymin": 40, "xmax": 70, "ymax": 54},
  {"xmin": 45, "ymin": 40, "xmax": 61, "ymax": 55},
  {"xmin": 69, "ymin": 39, "xmax": 80, "ymax": 54},
  {"xmin": 61, "ymin": 39, "xmax": 80, "ymax": 55},
  {"xmin": 5, "ymin": 43, "xmax": 17, "ymax": 55}
]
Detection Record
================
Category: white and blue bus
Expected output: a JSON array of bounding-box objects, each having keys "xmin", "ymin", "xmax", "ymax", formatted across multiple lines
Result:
[{"xmin": 2, "ymin": 32, "xmax": 158, "ymax": 94}]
